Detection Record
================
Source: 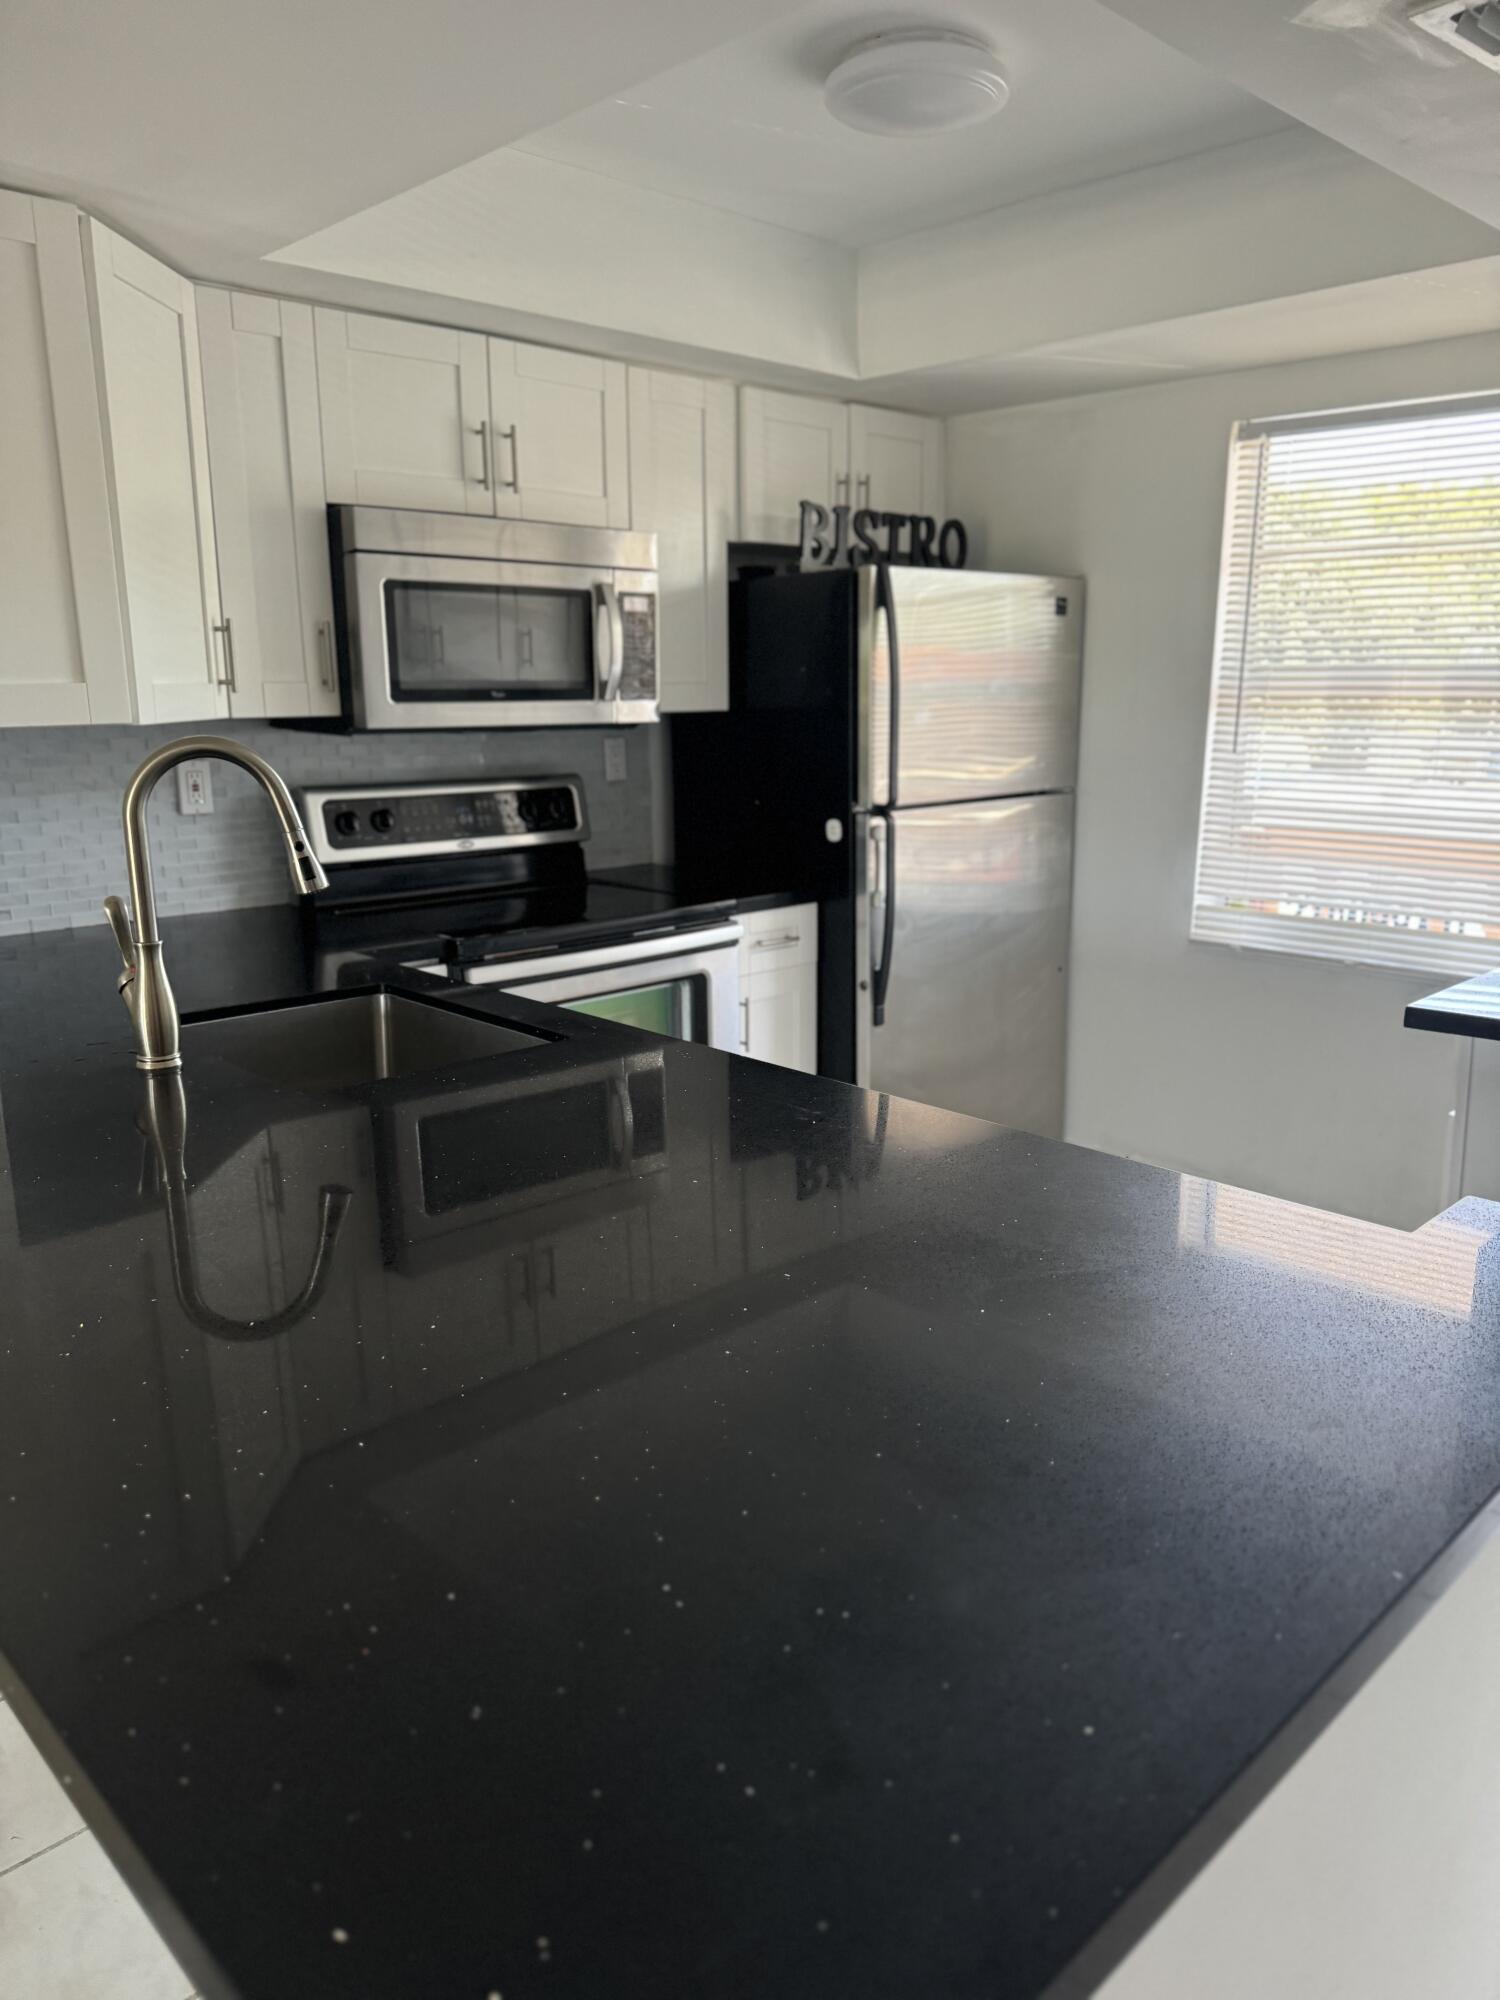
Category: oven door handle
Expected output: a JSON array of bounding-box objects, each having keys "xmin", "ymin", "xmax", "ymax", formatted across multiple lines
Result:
[
  {"xmin": 455, "ymin": 921, "xmax": 745, "ymax": 985},
  {"xmin": 595, "ymin": 581, "xmax": 625, "ymax": 703}
]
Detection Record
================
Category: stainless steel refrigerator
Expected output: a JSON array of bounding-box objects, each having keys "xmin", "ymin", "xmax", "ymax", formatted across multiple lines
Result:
[{"xmin": 671, "ymin": 563, "xmax": 1083, "ymax": 1136}]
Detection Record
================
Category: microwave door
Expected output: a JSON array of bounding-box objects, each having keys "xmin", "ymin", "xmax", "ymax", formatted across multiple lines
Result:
[{"xmin": 348, "ymin": 553, "xmax": 618, "ymax": 730}]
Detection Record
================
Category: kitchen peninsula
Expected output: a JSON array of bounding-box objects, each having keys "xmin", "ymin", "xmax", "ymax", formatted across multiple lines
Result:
[{"xmin": 3, "ymin": 914, "xmax": 1500, "ymax": 2000}]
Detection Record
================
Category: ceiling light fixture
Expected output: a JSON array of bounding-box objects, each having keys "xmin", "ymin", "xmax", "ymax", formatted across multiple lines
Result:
[{"xmin": 823, "ymin": 31, "xmax": 1009, "ymax": 137}]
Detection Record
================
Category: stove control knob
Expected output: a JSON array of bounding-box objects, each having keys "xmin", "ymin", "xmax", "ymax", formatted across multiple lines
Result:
[
  {"xmin": 369, "ymin": 807, "xmax": 396, "ymax": 835},
  {"xmin": 333, "ymin": 809, "xmax": 361, "ymax": 838}
]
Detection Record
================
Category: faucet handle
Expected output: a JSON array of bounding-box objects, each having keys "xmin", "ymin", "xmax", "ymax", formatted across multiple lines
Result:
[{"xmin": 103, "ymin": 895, "xmax": 136, "ymax": 989}]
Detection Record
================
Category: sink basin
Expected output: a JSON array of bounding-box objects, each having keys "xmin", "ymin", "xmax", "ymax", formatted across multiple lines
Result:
[{"xmin": 181, "ymin": 990, "xmax": 548, "ymax": 1091}]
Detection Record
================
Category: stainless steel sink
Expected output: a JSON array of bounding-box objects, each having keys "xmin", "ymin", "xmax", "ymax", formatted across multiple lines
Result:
[{"xmin": 181, "ymin": 990, "xmax": 547, "ymax": 1091}]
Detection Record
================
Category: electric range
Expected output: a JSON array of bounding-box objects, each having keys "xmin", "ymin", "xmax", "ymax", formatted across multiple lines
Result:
[{"xmin": 300, "ymin": 777, "xmax": 743, "ymax": 1050}]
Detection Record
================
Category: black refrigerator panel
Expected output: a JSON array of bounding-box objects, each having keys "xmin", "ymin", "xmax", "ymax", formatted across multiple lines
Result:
[
  {"xmin": 672, "ymin": 572, "xmax": 858, "ymax": 898},
  {"xmin": 670, "ymin": 571, "xmax": 862, "ymax": 1081}
]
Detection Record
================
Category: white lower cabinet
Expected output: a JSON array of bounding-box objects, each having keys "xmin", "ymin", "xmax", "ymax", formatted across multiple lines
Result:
[
  {"xmin": 83, "ymin": 218, "xmax": 227, "ymax": 722},
  {"xmin": 627, "ymin": 367, "xmax": 736, "ymax": 712},
  {"xmin": 738, "ymin": 903, "xmax": 818, "ymax": 1074},
  {"xmin": 196, "ymin": 288, "xmax": 340, "ymax": 719},
  {"xmin": 0, "ymin": 192, "xmax": 130, "ymax": 725}
]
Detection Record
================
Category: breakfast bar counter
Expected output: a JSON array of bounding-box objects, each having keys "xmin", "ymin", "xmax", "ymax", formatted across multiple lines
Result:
[{"xmin": 3, "ymin": 912, "xmax": 1500, "ymax": 1999}]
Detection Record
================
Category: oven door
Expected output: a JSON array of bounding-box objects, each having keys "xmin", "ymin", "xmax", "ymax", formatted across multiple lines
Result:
[
  {"xmin": 346, "ymin": 551, "xmax": 654, "ymax": 730},
  {"xmin": 461, "ymin": 925, "xmax": 743, "ymax": 1052}
]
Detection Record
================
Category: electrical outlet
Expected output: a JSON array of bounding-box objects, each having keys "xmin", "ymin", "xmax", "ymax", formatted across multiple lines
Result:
[
  {"xmin": 603, "ymin": 736, "xmax": 628, "ymax": 784},
  {"xmin": 176, "ymin": 761, "xmax": 214, "ymax": 815}
]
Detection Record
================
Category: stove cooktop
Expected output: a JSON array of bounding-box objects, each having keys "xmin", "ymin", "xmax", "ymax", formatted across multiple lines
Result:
[
  {"xmin": 298, "ymin": 776, "xmax": 735, "ymax": 977},
  {"xmin": 311, "ymin": 876, "xmax": 736, "ymax": 975}
]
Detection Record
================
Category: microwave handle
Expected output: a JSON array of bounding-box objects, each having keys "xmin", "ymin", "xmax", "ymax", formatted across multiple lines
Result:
[{"xmin": 595, "ymin": 581, "xmax": 625, "ymax": 702}]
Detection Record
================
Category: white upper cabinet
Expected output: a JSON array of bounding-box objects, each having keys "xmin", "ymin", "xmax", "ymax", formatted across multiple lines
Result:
[
  {"xmin": 740, "ymin": 389, "xmax": 944, "ymax": 544},
  {"xmin": 627, "ymin": 368, "xmax": 736, "ymax": 713},
  {"xmin": 315, "ymin": 310, "xmax": 629, "ymax": 528},
  {"xmin": 0, "ymin": 193, "xmax": 130, "ymax": 727},
  {"xmin": 489, "ymin": 341, "xmax": 629, "ymax": 528},
  {"xmin": 849, "ymin": 403, "xmax": 945, "ymax": 523},
  {"xmin": 84, "ymin": 219, "xmax": 226, "ymax": 723},
  {"xmin": 315, "ymin": 310, "xmax": 491, "ymax": 514},
  {"xmin": 197, "ymin": 289, "xmax": 339, "ymax": 720},
  {"xmin": 739, "ymin": 386, "xmax": 850, "ymax": 543}
]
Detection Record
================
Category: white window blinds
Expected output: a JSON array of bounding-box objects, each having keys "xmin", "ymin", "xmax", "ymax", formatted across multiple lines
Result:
[{"xmin": 1192, "ymin": 396, "xmax": 1500, "ymax": 976}]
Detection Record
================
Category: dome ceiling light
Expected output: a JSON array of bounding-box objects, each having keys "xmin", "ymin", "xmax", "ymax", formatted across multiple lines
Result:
[{"xmin": 823, "ymin": 30, "xmax": 1010, "ymax": 137}]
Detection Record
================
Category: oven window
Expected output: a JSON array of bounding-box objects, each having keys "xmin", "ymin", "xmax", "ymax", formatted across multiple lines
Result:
[
  {"xmin": 562, "ymin": 978, "xmax": 701, "ymax": 1041},
  {"xmin": 385, "ymin": 581, "xmax": 594, "ymax": 701}
]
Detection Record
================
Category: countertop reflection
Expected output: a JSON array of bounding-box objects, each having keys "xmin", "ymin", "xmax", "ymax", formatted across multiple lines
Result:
[{"xmin": 2, "ymin": 909, "xmax": 1500, "ymax": 2000}]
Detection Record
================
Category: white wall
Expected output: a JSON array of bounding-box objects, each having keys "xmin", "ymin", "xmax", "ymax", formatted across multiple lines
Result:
[{"xmin": 948, "ymin": 331, "xmax": 1500, "ymax": 1229}]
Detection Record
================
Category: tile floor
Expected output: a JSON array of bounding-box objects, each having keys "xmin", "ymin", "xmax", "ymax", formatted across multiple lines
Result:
[{"xmin": 1, "ymin": 1696, "xmax": 196, "ymax": 1999}]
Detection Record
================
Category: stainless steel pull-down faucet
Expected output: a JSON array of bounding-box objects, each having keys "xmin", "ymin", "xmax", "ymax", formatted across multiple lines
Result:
[{"xmin": 105, "ymin": 735, "xmax": 329, "ymax": 1071}]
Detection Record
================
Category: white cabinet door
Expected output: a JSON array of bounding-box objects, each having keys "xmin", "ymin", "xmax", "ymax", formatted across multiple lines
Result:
[
  {"xmin": 848, "ymin": 404, "xmax": 945, "ymax": 522},
  {"xmin": 744, "ymin": 963, "xmax": 818, "ymax": 1074},
  {"xmin": 315, "ymin": 309, "xmax": 491, "ymax": 514},
  {"xmin": 84, "ymin": 219, "xmax": 226, "ymax": 722},
  {"xmin": 197, "ymin": 289, "xmax": 339, "ymax": 719},
  {"xmin": 0, "ymin": 193, "xmax": 129, "ymax": 726},
  {"xmin": 739, "ymin": 387, "xmax": 850, "ymax": 544},
  {"xmin": 627, "ymin": 367, "xmax": 735, "ymax": 713},
  {"xmin": 488, "ymin": 340, "xmax": 629, "ymax": 528},
  {"xmin": 739, "ymin": 903, "xmax": 818, "ymax": 1073}
]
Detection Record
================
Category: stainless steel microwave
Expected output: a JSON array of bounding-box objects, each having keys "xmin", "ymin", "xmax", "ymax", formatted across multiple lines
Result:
[{"xmin": 330, "ymin": 506, "xmax": 659, "ymax": 730}]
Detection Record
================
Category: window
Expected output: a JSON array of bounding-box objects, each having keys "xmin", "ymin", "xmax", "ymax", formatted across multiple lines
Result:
[{"xmin": 1192, "ymin": 395, "xmax": 1500, "ymax": 975}]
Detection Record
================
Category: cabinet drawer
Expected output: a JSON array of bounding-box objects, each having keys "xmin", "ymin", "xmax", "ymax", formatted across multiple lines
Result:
[{"xmin": 740, "ymin": 902, "xmax": 818, "ymax": 970}]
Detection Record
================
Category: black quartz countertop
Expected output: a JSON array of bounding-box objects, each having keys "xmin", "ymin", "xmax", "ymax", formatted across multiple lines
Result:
[
  {"xmin": 5, "ymin": 908, "xmax": 1500, "ymax": 2000},
  {"xmin": 592, "ymin": 860, "xmax": 806, "ymax": 916},
  {"xmin": 1405, "ymin": 969, "xmax": 1500, "ymax": 1040}
]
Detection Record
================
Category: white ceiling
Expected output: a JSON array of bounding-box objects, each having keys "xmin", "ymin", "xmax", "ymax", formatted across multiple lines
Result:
[
  {"xmin": 0, "ymin": 0, "xmax": 812, "ymax": 265},
  {"xmin": 1098, "ymin": 0, "xmax": 1500, "ymax": 233},
  {"xmin": 434, "ymin": 0, "xmax": 1290, "ymax": 249},
  {"xmin": 7, "ymin": 0, "xmax": 1500, "ymax": 415}
]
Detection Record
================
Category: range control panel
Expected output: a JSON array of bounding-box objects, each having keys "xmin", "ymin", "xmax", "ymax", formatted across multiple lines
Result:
[{"xmin": 303, "ymin": 779, "xmax": 587, "ymax": 864}]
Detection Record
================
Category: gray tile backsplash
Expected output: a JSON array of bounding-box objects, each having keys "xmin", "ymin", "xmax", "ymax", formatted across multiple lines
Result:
[{"xmin": 0, "ymin": 722, "xmax": 664, "ymax": 936}]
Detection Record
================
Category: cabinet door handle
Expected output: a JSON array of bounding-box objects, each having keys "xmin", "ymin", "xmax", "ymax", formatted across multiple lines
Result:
[
  {"xmin": 834, "ymin": 471, "xmax": 850, "ymax": 506},
  {"xmin": 501, "ymin": 424, "xmax": 520, "ymax": 492},
  {"xmin": 213, "ymin": 616, "xmax": 237, "ymax": 694},
  {"xmin": 739, "ymin": 994, "xmax": 751, "ymax": 1052},
  {"xmin": 856, "ymin": 473, "xmax": 871, "ymax": 511},
  {"xmin": 473, "ymin": 422, "xmax": 491, "ymax": 488},
  {"xmin": 316, "ymin": 619, "xmax": 336, "ymax": 691},
  {"xmin": 750, "ymin": 930, "xmax": 800, "ymax": 954}
]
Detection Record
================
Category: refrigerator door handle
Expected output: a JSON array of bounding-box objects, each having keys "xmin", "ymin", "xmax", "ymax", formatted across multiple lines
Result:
[
  {"xmin": 870, "ymin": 807, "xmax": 897, "ymax": 1028},
  {"xmin": 876, "ymin": 561, "xmax": 902, "ymax": 810}
]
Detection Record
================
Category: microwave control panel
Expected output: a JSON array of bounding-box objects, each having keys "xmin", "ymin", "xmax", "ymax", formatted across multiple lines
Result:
[{"xmin": 618, "ymin": 592, "xmax": 657, "ymax": 703}]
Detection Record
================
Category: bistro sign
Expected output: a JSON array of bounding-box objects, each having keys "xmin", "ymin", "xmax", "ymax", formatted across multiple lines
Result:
[{"xmin": 799, "ymin": 500, "xmax": 968, "ymax": 570}]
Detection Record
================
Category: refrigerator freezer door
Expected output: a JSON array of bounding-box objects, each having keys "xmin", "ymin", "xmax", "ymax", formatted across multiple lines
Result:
[
  {"xmin": 864, "ymin": 793, "xmax": 1073, "ymax": 1137},
  {"xmin": 870, "ymin": 570, "xmax": 1083, "ymax": 808}
]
